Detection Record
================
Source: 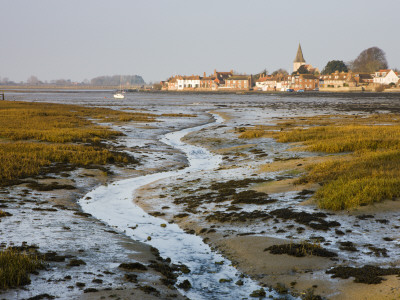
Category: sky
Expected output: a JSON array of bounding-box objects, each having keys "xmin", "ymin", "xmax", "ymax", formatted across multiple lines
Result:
[{"xmin": 1, "ymin": 0, "xmax": 399, "ymax": 83}]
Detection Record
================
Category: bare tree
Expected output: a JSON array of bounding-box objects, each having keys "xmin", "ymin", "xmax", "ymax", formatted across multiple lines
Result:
[
  {"xmin": 272, "ymin": 68, "xmax": 288, "ymax": 76},
  {"xmin": 349, "ymin": 47, "xmax": 388, "ymax": 73},
  {"xmin": 27, "ymin": 75, "xmax": 40, "ymax": 85}
]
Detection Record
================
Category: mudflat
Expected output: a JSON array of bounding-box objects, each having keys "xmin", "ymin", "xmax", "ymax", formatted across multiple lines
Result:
[{"xmin": 2, "ymin": 91, "xmax": 400, "ymax": 299}]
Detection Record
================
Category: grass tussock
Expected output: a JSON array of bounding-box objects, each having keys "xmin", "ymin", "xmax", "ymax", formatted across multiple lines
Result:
[
  {"xmin": 0, "ymin": 100, "xmax": 142, "ymax": 185},
  {"xmin": 0, "ymin": 210, "xmax": 10, "ymax": 217},
  {"xmin": 0, "ymin": 248, "xmax": 43, "ymax": 289},
  {"xmin": 240, "ymin": 114, "xmax": 400, "ymax": 210},
  {"xmin": 238, "ymin": 129, "xmax": 265, "ymax": 139}
]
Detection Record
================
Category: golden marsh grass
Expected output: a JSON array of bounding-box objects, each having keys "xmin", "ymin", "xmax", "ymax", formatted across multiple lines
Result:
[
  {"xmin": 0, "ymin": 248, "xmax": 43, "ymax": 289},
  {"xmin": 240, "ymin": 114, "xmax": 400, "ymax": 210},
  {"xmin": 0, "ymin": 100, "xmax": 149, "ymax": 185}
]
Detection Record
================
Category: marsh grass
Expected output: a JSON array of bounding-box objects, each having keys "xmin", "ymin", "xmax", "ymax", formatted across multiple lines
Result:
[
  {"xmin": 0, "ymin": 100, "xmax": 147, "ymax": 185},
  {"xmin": 0, "ymin": 248, "xmax": 43, "ymax": 289},
  {"xmin": 0, "ymin": 210, "xmax": 10, "ymax": 217},
  {"xmin": 0, "ymin": 101, "xmax": 156, "ymax": 143},
  {"xmin": 239, "ymin": 114, "xmax": 400, "ymax": 210}
]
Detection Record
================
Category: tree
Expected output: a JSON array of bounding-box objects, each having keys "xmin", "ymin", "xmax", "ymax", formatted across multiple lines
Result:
[
  {"xmin": 349, "ymin": 47, "xmax": 388, "ymax": 73},
  {"xmin": 254, "ymin": 69, "xmax": 268, "ymax": 80},
  {"xmin": 27, "ymin": 75, "xmax": 40, "ymax": 85},
  {"xmin": 322, "ymin": 60, "xmax": 348, "ymax": 75},
  {"xmin": 271, "ymin": 68, "xmax": 288, "ymax": 76},
  {"xmin": 294, "ymin": 65, "xmax": 310, "ymax": 75}
]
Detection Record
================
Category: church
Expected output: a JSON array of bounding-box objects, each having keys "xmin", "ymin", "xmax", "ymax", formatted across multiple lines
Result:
[{"xmin": 293, "ymin": 43, "xmax": 319, "ymax": 74}]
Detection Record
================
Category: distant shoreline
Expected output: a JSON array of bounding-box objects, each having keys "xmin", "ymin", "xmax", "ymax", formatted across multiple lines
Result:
[{"xmin": 1, "ymin": 85, "xmax": 400, "ymax": 95}]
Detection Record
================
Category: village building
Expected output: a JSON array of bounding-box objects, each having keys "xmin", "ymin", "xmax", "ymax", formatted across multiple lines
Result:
[
  {"xmin": 321, "ymin": 71, "xmax": 374, "ymax": 88},
  {"xmin": 321, "ymin": 71, "xmax": 352, "ymax": 88},
  {"xmin": 177, "ymin": 75, "xmax": 201, "ymax": 90},
  {"xmin": 167, "ymin": 77, "xmax": 178, "ymax": 90},
  {"xmin": 213, "ymin": 70, "xmax": 234, "ymax": 86},
  {"xmin": 224, "ymin": 75, "xmax": 252, "ymax": 90},
  {"xmin": 281, "ymin": 74, "xmax": 319, "ymax": 91},
  {"xmin": 353, "ymin": 73, "xmax": 373, "ymax": 85},
  {"xmin": 255, "ymin": 75, "xmax": 277, "ymax": 91},
  {"xmin": 199, "ymin": 72, "xmax": 218, "ymax": 90},
  {"xmin": 373, "ymin": 69, "xmax": 399, "ymax": 85}
]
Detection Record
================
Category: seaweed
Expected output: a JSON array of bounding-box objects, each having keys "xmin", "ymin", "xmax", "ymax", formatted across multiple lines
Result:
[
  {"xmin": 326, "ymin": 265, "xmax": 400, "ymax": 284},
  {"xmin": 270, "ymin": 208, "xmax": 340, "ymax": 231},
  {"xmin": 265, "ymin": 243, "xmax": 337, "ymax": 258},
  {"xmin": 118, "ymin": 262, "xmax": 148, "ymax": 271},
  {"xmin": 206, "ymin": 211, "xmax": 271, "ymax": 223}
]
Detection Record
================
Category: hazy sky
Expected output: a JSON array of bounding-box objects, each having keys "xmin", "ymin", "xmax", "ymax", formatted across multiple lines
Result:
[{"xmin": 1, "ymin": 0, "xmax": 399, "ymax": 83}]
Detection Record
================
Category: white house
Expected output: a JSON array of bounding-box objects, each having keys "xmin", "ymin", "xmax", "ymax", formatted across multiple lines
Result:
[
  {"xmin": 255, "ymin": 75, "xmax": 277, "ymax": 91},
  {"xmin": 373, "ymin": 69, "xmax": 399, "ymax": 85},
  {"xmin": 177, "ymin": 76, "xmax": 201, "ymax": 90}
]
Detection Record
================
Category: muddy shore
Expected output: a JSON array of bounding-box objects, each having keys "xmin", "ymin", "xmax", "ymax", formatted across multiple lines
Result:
[
  {"xmin": 132, "ymin": 104, "xmax": 400, "ymax": 299},
  {"xmin": 2, "ymin": 92, "xmax": 400, "ymax": 299}
]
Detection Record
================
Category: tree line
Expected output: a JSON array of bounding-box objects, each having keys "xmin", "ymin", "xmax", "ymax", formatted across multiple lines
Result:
[{"xmin": 0, "ymin": 75, "xmax": 146, "ymax": 86}]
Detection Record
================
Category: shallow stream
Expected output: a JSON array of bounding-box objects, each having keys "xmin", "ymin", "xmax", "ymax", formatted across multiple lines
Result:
[{"xmin": 79, "ymin": 113, "xmax": 283, "ymax": 299}]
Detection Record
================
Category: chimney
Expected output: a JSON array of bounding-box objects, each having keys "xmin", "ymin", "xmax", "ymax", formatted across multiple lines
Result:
[
  {"xmin": 204, "ymin": 72, "xmax": 206, "ymax": 77},
  {"xmin": 214, "ymin": 69, "xmax": 217, "ymax": 77}
]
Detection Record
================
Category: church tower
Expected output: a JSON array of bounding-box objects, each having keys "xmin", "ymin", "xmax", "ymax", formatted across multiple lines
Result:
[{"xmin": 293, "ymin": 43, "xmax": 306, "ymax": 73}]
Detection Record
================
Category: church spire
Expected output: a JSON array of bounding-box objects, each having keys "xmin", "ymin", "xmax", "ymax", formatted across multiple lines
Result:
[{"xmin": 294, "ymin": 43, "xmax": 306, "ymax": 63}]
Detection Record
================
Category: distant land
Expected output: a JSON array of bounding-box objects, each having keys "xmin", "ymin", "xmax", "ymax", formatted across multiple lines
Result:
[
  {"xmin": 90, "ymin": 75, "xmax": 145, "ymax": 86},
  {"xmin": 0, "ymin": 74, "xmax": 146, "ymax": 87}
]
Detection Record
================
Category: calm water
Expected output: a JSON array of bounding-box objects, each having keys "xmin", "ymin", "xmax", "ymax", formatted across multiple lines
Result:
[{"xmin": 6, "ymin": 90, "xmax": 400, "ymax": 112}]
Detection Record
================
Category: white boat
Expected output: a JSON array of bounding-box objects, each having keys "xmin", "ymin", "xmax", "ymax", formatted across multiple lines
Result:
[
  {"xmin": 113, "ymin": 92, "xmax": 125, "ymax": 99},
  {"xmin": 113, "ymin": 75, "xmax": 125, "ymax": 99}
]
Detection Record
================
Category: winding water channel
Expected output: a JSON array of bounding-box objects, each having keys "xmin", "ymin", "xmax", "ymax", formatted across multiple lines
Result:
[{"xmin": 79, "ymin": 113, "xmax": 283, "ymax": 299}]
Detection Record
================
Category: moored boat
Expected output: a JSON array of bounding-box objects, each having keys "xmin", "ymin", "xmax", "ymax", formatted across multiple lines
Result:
[{"xmin": 113, "ymin": 92, "xmax": 125, "ymax": 99}]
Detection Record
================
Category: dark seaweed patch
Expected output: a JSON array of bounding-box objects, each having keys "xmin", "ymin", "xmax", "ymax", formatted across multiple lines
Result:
[
  {"xmin": 376, "ymin": 219, "xmax": 389, "ymax": 224},
  {"xmin": 118, "ymin": 262, "xmax": 148, "ymax": 271},
  {"xmin": 26, "ymin": 294, "xmax": 55, "ymax": 300},
  {"xmin": 339, "ymin": 241, "xmax": 358, "ymax": 252},
  {"xmin": 270, "ymin": 208, "xmax": 340, "ymax": 231},
  {"xmin": 83, "ymin": 288, "xmax": 98, "ymax": 293},
  {"xmin": 206, "ymin": 211, "xmax": 271, "ymax": 222},
  {"xmin": 250, "ymin": 288, "xmax": 266, "ymax": 297},
  {"xmin": 264, "ymin": 243, "xmax": 337, "ymax": 258},
  {"xmin": 173, "ymin": 178, "xmax": 271, "ymax": 212},
  {"xmin": 68, "ymin": 259, "xmax": 86, "ymax": 267},
  {"xmin": 326, "ymin": 265, "xmax": 400, "ymax": 284},
  {"xmin": 231, "ymin": 190, "xmax": 276, "ymax": 205},
  {"xmin": 210, "ymin": 178, "xmax": 266, "ymax": 190},
  {"xmin": 366, "ymin": 246, "xmax": 389, "ymax": 257},
  {"xmin": 41, "ymin": 251, "xmax": 66, "ymax": 262},
  {"xmin": 138, "ymin": 285, "xmax": 160, "ymax": 296},
  {"xmin": 73, "ymin": 211, "xmax": 92, "ymax": 218},
  {"xmin": 174, "ymin": 213, "xmax": 189, "ymax": 218},
  {"xmin": 32, "ymin": 207, "xmax": 58, "ymax": 212},
  {"xmin": 124, "ymin": 273, "xmax": 138, "ymax": 283},
  {"xmin": 177, "ymin": 279, "xmax": 192, "ymax": 290},
  {"xmin": 27, "ymin": 182, "xmax": 76, "ymax": 191},
  {"xmin": 356, "ymin": 214, "xmax": 374, "ymax": 220}
]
